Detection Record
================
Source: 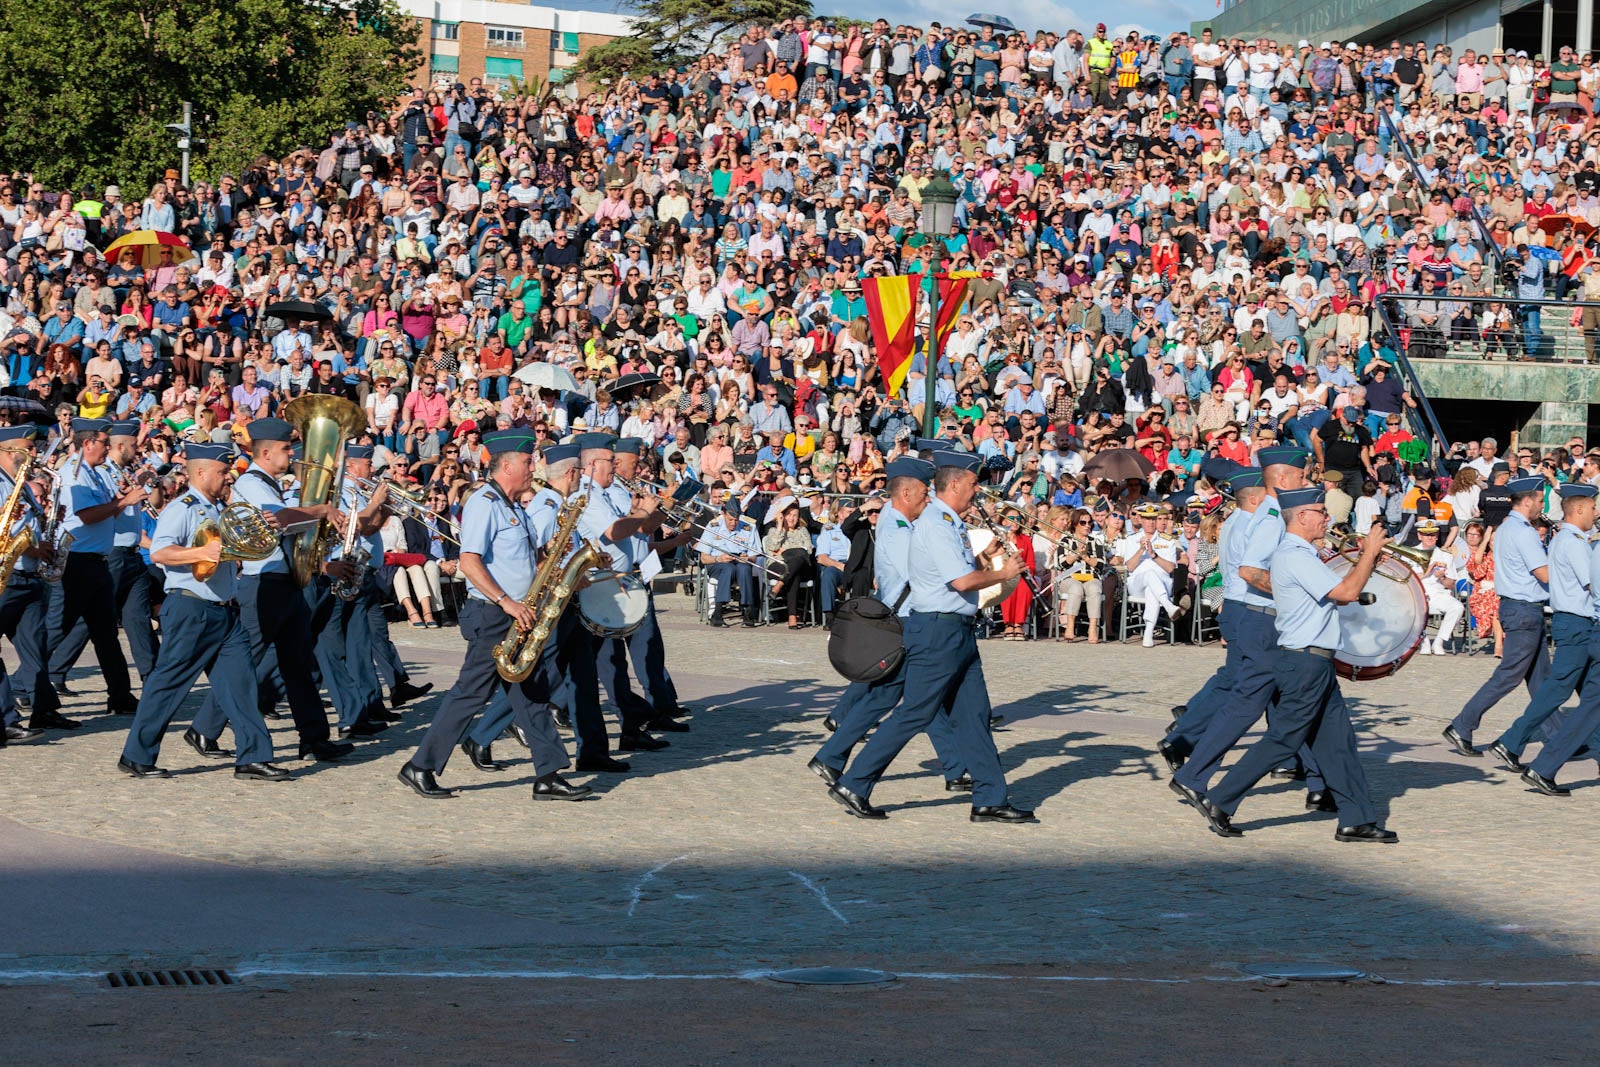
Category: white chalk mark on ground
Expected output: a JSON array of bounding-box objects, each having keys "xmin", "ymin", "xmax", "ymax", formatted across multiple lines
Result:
[
  {"xmin": 788, "ymin": 870, "xmax": 849, "ymax": 925},
  {"xmin": 627, "ymin": 855, "xmax": 689, "ymax": 918}
]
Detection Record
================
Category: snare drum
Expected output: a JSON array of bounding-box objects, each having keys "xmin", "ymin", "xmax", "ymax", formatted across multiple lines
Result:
[
  {"xmin": 577, "ymin": 571, "xmax": 650, "ymax": 638},
  {"xmin": 1325, "ymin": 554, "xmax": 1428, "ymax": 680}
]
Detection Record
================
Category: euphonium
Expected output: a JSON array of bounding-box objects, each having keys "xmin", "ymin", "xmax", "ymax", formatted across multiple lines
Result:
[
  {"xmin": 283, "ymin": 394, "xmax": 367, "ymax": 587},
  {"xmin": 0, "ymin": 454, "xmax": 37, "ymax": 588},
  {"xmin": 191, "ymin": 502, "xmax": 281, "ymax": 580},
  {"xmin": 492, "ymin": 493, "xmax": 605, "ymax": 683}
]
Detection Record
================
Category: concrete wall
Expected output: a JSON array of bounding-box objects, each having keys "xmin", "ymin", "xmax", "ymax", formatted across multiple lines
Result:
[
  {"xmin": 1199, "ymin": 0, "xmax": 1497, "ymax": 51},
  {"xmin": 1410, "ymin": 358, "xmax": 1600, "ymax": 448}
]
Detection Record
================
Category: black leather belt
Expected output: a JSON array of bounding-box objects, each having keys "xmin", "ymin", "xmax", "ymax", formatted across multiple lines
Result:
[
  {"xmin": 914, "ymin": 610, "xmax": 978, "ymax": 626},
  {"xmin": 177, "ymin": 589, "xmax": 238, "ymax": 608}
]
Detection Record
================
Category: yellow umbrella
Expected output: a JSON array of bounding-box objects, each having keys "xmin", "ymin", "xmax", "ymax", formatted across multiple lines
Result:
[{"xmin": 103, "ymin": 229, "xmax": 196, "ymax": 269}]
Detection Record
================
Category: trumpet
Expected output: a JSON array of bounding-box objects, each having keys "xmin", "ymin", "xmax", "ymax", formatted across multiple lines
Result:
[{"xmin": 1323, "ymin": 526, "xmax": 1435, "ymax": 582}]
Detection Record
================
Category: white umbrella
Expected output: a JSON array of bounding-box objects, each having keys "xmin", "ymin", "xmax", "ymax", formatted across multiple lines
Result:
[{"xmin": 512, "ymin": 361, "xmax": 580, "ymax": 393}]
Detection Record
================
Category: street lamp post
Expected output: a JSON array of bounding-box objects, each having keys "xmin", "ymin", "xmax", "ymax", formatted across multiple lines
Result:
[{"xmin": 918, "ymin": 175, "xmax": 960, "ymax": 439}]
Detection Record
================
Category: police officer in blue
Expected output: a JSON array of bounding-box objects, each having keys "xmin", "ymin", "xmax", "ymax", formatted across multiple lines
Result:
[
  {"xmin": 813, "ymin": 498, "xmax": 854, "ymax": 625},
  {"xmin": 187, "ymin": 418, "xmax": 352, "ymax": 763},
  {"xmin": 605, "ymin": 437, "xmax": 694, "ymax": 730},
  {"xmin": 830, "ymin": 450, "xmax": 1035, "ymax": 823},
  {"xmin": 809, "ymin": 456, "xmax": 970, "ymax": 793},
  {"xmin": 1175, "ymin": 486, "xmax": 1397, "ymax": 843},
  {"xmin": 1168, "ymin": 446, "xmax": 1328, "ymax": 809},
  {"xmin": 696, "ymin": 497, "xmax": 762, "ymax": 626},
  {"xmin": 1485, "ymin": 482, "xmax": 1597, "ymax": 772},
  {"xmin": 118, "ymin": 443, "xmax": 291, "ymax": 782},
  {"xmin": 1160, "ymin": 468, "xmax": 1265, "ymax": 767},
  {"xmin": 1445, "ymin": 476, "xmax": 1553, "ymax": 756},
  {"xmin": 51, "ymin": 417, "xmax": 142, "ymax": 714},
  {"xmin": 49, "ymin": 420, "xmax": 159, "ymax": 689},
  {"xmin": 575, "ymin": 432, "xmax": 669, "ymax": 753},
  {"xmin": 0, "ymin": 425, "xmax": 66, "ymax": 738},
  {"xmin": 397, "ymin": 431, "xmax": 591, "ymax": 801}
]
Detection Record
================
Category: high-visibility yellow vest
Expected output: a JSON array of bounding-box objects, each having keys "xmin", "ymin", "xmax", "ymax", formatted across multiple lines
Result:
[{"xmin": 1087, "ymin": 36, "xmax": 1115, "ymax": 73}]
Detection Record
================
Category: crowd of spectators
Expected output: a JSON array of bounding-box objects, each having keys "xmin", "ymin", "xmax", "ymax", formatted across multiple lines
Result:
[{"xmin": 3, "ymin": 16, "xmax": 1599, "ymax": 640}]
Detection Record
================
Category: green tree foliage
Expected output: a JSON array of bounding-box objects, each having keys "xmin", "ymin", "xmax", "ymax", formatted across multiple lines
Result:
[
  {"xmin": 575, "ymin": 0, "xmax": 812, "ymax": 84},
  {"xmin": 0, "ymin": 0, "xmax": 421, "ymax": 188}
]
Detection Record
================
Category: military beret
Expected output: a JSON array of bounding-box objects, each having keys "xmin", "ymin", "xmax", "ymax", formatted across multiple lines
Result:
[
  {"xmin": 249, "ymin": 417, "xmax": 293, "ymax": 443},
  {"xmin": 1277, "ymin": 486, "xmax": 1326, "ymax": 509},
  {"xmin": 482, "ymin": 431, "xmax": 536, "ymax": 456}
]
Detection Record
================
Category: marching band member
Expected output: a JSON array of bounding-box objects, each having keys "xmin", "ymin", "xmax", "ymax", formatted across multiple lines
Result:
[
  {"xmin": 397, "ymin": 433, "xmax": 591, "ymax": 801},
  {"xmin": 312, "ymin": 445, "xmax": 392, "ymax": 739},
  {"xmin": 1483, "ymin": 483, "xmax": 1595, "ymax": 771},
  {"xmin": 186, "ymin": 418, "xmax": 351, "ymax": 763},
  {"xmin": 697, "ymin": 498, "xmax": 763, "ymax": 627},
  {"xmin": 830, "ymin": 451, "xmax": 1033, "ymax": 823},
  {"xmin": 1411, "ymin": 521, "xmax": 1465, "ymax": 656},
  {"xmin": 118, "ymin": 443, "xmax": 290, "ymax": 782},
  {"xmin": 810, "ymin": 457, "xmax": 969, "ymax": 794},
  {"xmin": 813, "ymin": 498, "xmax": 854, "ymax": 627},
  {"xmin": 50, "ymin": 420, "xmax": 158, "ymax": 687},
  {"xmin": 1110, "ymin": 503, "xmax": 1182, "ymax": 647},
  {"xmin": 1444, "ymin": 476, "xmax": 1553, "ymax": 757},
  {"xmin": 0, "ymin": 426, "xmax": 65, "ymax": 737},
  {"xmin": 1174, "ymin": 486, "xmax": 1396, "ymax": 843},
  {"xmin": 50, "ymin": 417, "xmax": 143, "ymax": 715}
]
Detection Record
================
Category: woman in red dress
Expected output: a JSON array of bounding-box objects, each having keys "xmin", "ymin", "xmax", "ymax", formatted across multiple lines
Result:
[
  {"xmin": 1464, "ymin": 521, "xmax": 1502, "ymax": 656},
  {"xmin": 998, "ymin": 510, "xmax": 1036, "ymax": 640}
]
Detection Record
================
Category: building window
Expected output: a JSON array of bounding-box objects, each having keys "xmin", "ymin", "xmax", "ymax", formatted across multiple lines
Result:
[
  {"xmin": 486, "ymin": 26, "xmax": 525, "ymax": 49},
  {"xmin": 484, "ymin": 57, "xmax": 524, "ymax": 83},
  {"xmin": 549, "ymin": 31, "xmax": 579, "ymax": 54},
  {"xmin": 429, "ymin": 53, "xmax": 460, "ymax": 75},
  {"xmin": 431, "ymin": 21, "xmax": 459, "ymax": 41}
]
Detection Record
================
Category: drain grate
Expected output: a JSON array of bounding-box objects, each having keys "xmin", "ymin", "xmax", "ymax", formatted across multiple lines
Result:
[{"xmin": 106, "ymin": 968, "xmax": 235, "ymax": 989}]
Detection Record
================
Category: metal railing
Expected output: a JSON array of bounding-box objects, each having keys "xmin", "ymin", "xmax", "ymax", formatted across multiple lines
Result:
[
  {"xmin": 1379, "ymin": 108, "xmax": 1506, "ymax": 274},
  {"xmin": 1370, "ymin": 296, "xmax": 1454, "ymax": 465},
  {"xmin": 1379, "ymin": 292, "xmax": 1598, "ymax": 365}
]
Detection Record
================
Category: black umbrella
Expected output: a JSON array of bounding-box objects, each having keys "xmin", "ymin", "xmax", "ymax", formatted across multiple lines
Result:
[
  {"xmin": 1081, "ymin": 447, "xmax": 1156, "ymax": 484},
  {"xmin": 0, "ymin": 395, "xmax": 46, "ymax": 417},
  {"xmin": 264, "ymin": 300, "xmax": 333, "ymax": 322},
  {"xmin": 609, "ymin": 371, "xmax": 662, "ymax": 398}
]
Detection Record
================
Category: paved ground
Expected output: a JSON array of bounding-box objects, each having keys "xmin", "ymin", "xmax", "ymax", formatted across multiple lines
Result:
[{"xmin": 1, "ymin": 588, "xmax": 1596, "ymax": 1057}]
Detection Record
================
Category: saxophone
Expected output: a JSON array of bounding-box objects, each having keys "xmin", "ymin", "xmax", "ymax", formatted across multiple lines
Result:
[
  {"xmin": 0, "ymin": 455, "xmax": 37, "ymax": 587},
  {"xmin": 492, "ymin": 493, "xmax": 604, "ymax": 683}
]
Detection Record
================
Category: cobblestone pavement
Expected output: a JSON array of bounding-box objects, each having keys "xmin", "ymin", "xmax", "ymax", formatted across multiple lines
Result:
[{"xmin": 2, "ymin": 589, "xmax": 1596, "ymax": 981}]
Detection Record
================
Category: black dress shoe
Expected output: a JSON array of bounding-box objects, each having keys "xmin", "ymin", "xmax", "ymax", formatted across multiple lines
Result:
[
  {"xmin": 262, "ymin": 709, "xmax": 287, "ymax": 720},
  {"xmin": 619, "ymin": 730, "xmax": 669, "ymax": 752},
  {"xmin": 1442, "ymin": 724, "xmax": 1481, "ymax": 757},
  {"xmin": 532, "ymin": 774, "xmax": 594, "ymax": 801},
  {"xmin": 657, "ymin": 705, "xmax": 693, "ymax": 720},
  {"xmin": 365, "ymin": 708, "xmax": 403, "ymax": 724},
  {"xmin": 6, "ymin": 724, "xmax": 44, "ymax": 742},
  {"xmin": 117, "ymin": 756, "xmax": 170, "ymax": 778},
  {"xmin": 829, "ymin": 784, "xmax": 887, "ymax": 819},
  {"xmin": 1521, "ymin": 769, "xmax": 1571, "ymax": 797},
  {"xmin": 397, "ymin": 762, "xmax": 455, "ymax": 799},
  {"xmin": 708, "ymin": 613, "xmax": 726, "ymax": 627},
  {"xmin": 647, "ymin": 716, "xmax": 690, "ymax": 733},
  {"xmin": 1305, "ymin": 790, "xmax": 1338, "ymax": 812},
  {"xmin": 183, "ymin": 727, "xmax": 235, "ymax": 761},
  {"xmin": 234, "ymin": 762, "xmax": 293, "ymax": 782},
  {"xmin": 1268, "ymin": 766, "xmax": 1309, "ymax": 781},
  {"xmin": 1169, "ymin": 779, "xmax": 1242, "ymax": 837},
  {"xmin": 461, "ymin": 738, "xmax": 504, "ymax": 771},
  {"xmin": 945, "ymin": 774, "xmax": 975, "ymax": 792},
  {"xmin": 1487, "ymin": 740, "xmax": 1526, "ymax": 772},
  {"xmin": 298, "ymin": 738, "xmax": 353, "ymax": 762},
  {"xmin": 1156, "ymin": 738, "xmax": 1188, "ymax": 774},
  {"xmin": 741, "ymin": 616, "xmax": 759, "ymax": 627},
  {"xmin": 105, "ymin": 699, "xmax": 138, "ymax": 715},
  {"xmin": 1335, "ymin": 823, "xmax": 1399, "ymax": 843},
  {"xmin": 31, "ymin": 707, "xmax": 79, "ymax": 730},
  {"xmin": 808, "ymin": 757, "xmax": 841, "ymax": 787},
  {"xmin": 503, "ymin": 722, "xmax": 532, "ymax": 748},
  {"xmin": 552, "ymin": 708, "xmax": 572, "ymax": 731},
  {"xmin": 336, "ymin": 720, "xmax": 389, "ymax": 740},
  {"xmin": 575, "ymin": 756, "xmax": 632, "ymax": 773},
  {"xmin": 823, "ymin": 715, "xmax": 839, "ymax": 733},
  {"xmin": 970, "ymin": 803, "xmax": 1037, "ymax": 823},
  {"xmin": 390, "ymin": 680, "xmax": 434, "ymax": 708},
  {"xmin": 53, "ymin": 682, "xmax": 76, "ymax": 697},
  {"xmin": 1169, "ymin": 704, "xmax": 1186, "ymax": 723},
  {"xmin": 988, "ymin": 714, "xmax": 1006, "ymax": 730}
]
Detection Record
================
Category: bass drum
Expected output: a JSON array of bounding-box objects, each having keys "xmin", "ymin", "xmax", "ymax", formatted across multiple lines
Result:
[
  {"xmin": 577, "ymin": 571, "xmax": 650, "ymax": 638},
  {"xmin": 967, "ymin": 528, "xmax": 1021, "ymax": 610},
  {"xmin": 1325, "ymin": 553, "xmax": 1428, "ymax": 680}
]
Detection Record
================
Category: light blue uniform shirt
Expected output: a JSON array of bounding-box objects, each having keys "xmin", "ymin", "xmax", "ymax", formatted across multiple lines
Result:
[
  {"xmin": 107, "ymin": 464, "xmax": 141, "ymax": 548},
  {"xmin": 0, "ymin": 467, "xmax": 44, "ymax": 576},
  {"xmin": 457, "ymin": 483, "xmax": 538, "ymax": 602},
  {"xmin": 577, "ymin": 475, "xmax": 630, "ymax": 571},
  {"xmin": 694, "ymin": 515, "xmax": 761, "ymax": 559},
  {"xmin": 1270, "ymin": 533, "xmax": 1341, "ymax": 650},
  {"xmin": 526, "ymin": 486, "xmax": 565, "ymax": 549},
  {"xmin": 1545, "ymin": 523, "xmax": 1592, "ymax": 617},
  {"xmin": 1218, "ymin": 506, "xmax": 1252, "ymax": 603},
  {"xmin": 872, "ymin": 502, "xmax": 918, "ymax": 617},
  {"xmin": 906, "ymin": 496, "xmax": 980, "ymax": 616},
  {"xmin": 61, "ymin": 455, "xmax": 116, "ymax": 555},
  {"xmin": 230, "ymin": 464, "xmax": 293, "ymax": 577},
  {"xmin": 1590, "ymin": 542, "xmax": 1600, "ymax": 618},
  {"xmin": 604, "ymin": 480, "xmax": 648, "ymax": 570},
  {"xmin": 1237, "ymin": 492, "xmax": 1285, "ymax": 608},
  {"xmin": 1492, "ymin": 510, "xmax": 1550, "ymax": 603},
  {"xmin": 338, "ymin": 483, "xmax": 384, "ymax": 563},
  {"xmin": 815, "ymin": 522, "xmax": 851, "ymax": 566},
  {"xmin": 153, "ymin": 488, "xmax": 237, "ymax": 602}
]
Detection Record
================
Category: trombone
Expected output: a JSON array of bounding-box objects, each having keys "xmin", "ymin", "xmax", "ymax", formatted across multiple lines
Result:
[
  {"xmin": 347, "ymin": 474, "xmax": 462, "ymax": 545},
  {"xmin": 1324, "ymin": 526, "xmax": 1435, "ymax": 582}
]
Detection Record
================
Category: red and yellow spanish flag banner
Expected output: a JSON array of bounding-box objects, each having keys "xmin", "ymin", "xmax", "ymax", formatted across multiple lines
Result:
[
  {"xmin": 862, "ymin": 273, "xmax": 921, "ymax": 398},
  {"xmin": 934, "ymin": 271, "xmax": 981, "ymax": 347}
]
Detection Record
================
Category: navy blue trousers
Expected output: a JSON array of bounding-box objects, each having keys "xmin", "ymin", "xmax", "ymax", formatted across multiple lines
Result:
[
  {"xmin": 194, "ymin": 574, "xmax": 330, "ymax": 744},
  {"xmin": 1497, "ymin": 611, "xmax": 1590, "ymax": 756},
  {"xmin": 1452, "ymin": 597, "xmax": 1551, "ymax": 741},
  {"xmin": 51, "ymin": 546, "xmax": 158, "ymax": 683},
  {"xmin": 49, "ymin": 553, "xmax": 133, "ymax": 703},
  {"xmin": 815, "ymin": 661, "xmax": 966, "ymax": 780},
  {"xmin": 0, "ymin": 575, "xmax": 57, "ymax": 718},
  {"xmin": 1531, "ymin": 626, "xmax": 1600, "ymax": 778}
]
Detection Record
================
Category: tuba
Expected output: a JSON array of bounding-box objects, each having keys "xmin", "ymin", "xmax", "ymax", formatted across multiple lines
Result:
[
  {"xmin": 192, "ymin": 502, "xmax": 280, "ymax": 580},
  {"xmin": 283, "ymin": 394, "xmax": 367, "ymax": 587},
  {"xmin": 0, "ymin": 454, "xmax": 36, "ymax": 588},
  {"xmin": 493, "ymin": 493, "xmax": 605, "ymax": 683}
]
